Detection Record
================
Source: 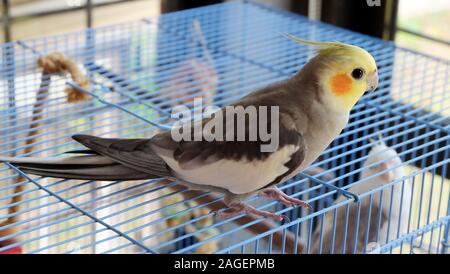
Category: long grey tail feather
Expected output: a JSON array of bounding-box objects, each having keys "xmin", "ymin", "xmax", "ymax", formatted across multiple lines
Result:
[
  {"xmin": 72, "ymin": 134, "xmax": 171, "ymax": 178},
  {"xmin": 0, "ymin": 155, "xmax": 156, "ymax": 181}
]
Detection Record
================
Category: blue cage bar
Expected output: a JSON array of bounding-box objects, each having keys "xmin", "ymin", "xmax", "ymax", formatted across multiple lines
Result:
[{"xmin": 0, "ymin": 1, "xmax": 449, "ymax": 254}]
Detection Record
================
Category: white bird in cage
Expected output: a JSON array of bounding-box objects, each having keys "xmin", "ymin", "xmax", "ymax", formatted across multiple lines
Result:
[
  {"xmin": 311, "ymin": 139, "xmax": 412, "ymax": 254},
  {"xmin": 0, "ymin": 36, "xmax": 379, "ymax": 222}
]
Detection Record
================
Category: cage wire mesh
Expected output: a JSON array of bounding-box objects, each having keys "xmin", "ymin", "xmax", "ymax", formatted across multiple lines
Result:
[{"xmin": 0, "ymin": 1, "xmax": 449, "ymax": 254}]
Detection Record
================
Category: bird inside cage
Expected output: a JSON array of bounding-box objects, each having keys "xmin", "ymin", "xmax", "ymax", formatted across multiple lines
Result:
[
  {"xmin": 0, "ymin": 35, "xmax": 379, "ymax": 222},
  {"xmin": 161, "ymin": 20, "xmax": 217, "ymax": 112},
  {"xmin": 311, "ymin": 139, "xmax": 412, "ymax": 254}
]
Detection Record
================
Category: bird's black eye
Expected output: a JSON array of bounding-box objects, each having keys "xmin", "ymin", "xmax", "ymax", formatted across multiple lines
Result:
[{"xmin": 351, "ymin": 68, "xmax": 365, "ymax": 80}]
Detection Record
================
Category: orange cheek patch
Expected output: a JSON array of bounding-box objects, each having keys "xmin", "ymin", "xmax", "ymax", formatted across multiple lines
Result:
[{"xmin": 330, "ymin": 74, "xmax": 352, "ymax": 96}]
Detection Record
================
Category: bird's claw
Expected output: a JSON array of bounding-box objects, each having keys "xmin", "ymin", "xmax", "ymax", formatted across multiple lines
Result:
[
  {"xmin": 212, "ymin": 203, "xmax": 290, "ymax": 222},
  {"xmin": 280, "ymin": 214, "xmax": 291, "ymax": 223},
  {"xmin": 260, "ymin": 188, "xmax": 312, "ymax": 209}
]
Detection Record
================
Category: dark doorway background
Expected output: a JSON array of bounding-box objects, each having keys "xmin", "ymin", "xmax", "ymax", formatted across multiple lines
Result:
[{"xmin": 161, "ymin": 0, "xmax": 399, "ymax": 40}]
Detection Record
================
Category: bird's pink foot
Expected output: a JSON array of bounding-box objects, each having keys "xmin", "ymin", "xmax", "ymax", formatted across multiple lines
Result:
[
  {"xmin": 213, "ymin": 202, "xmax": 290, "ymax": 222},
  {"xmin": 260, "ymin": 187, "xmax": 312, "ymax": 209}
]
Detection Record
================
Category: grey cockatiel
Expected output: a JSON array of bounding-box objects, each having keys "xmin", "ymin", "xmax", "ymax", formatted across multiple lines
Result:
[
  {"xmin": 0, "ymin": 35, "xmax": 379, "ymax": 221},
  {"xmin": 311, "ymin": 139, "xmax": 411, "ymax": 253}
]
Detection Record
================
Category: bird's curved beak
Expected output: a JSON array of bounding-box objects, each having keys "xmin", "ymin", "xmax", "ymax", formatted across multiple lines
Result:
[{"xmin": 367, "ymin": 70, "xmax": 379, "ymax": 92}]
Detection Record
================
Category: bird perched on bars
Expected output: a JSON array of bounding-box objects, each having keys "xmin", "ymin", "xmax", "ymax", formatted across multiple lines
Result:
[
  {"xmin": 311, "ymin": 139, "xmax": 412, "ymax": 254},
  {"xmin": 0, "ymin": 35, "xmax": 379, "ymax": 222}
]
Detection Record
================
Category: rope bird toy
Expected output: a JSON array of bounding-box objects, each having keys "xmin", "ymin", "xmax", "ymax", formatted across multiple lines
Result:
[
  {"xmin": 37, "ymin": 52, "xmax": 91, "ymax": 102},
  {"xmin": 0, "ymin": 52, "xmax": 90, "ymax": 253}
]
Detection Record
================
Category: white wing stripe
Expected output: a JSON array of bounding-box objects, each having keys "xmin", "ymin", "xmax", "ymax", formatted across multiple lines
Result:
[{"xmin": 159, "ymin": 145, "xmax": 299, "ymax": 194}]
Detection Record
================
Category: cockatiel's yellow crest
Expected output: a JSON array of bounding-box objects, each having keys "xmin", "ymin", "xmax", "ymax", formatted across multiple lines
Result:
[{"xmin": 285, "ymin": 34, "xmax": 378, "ymax": 111}]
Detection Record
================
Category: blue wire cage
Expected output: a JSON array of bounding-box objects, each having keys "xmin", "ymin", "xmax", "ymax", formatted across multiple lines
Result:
[{"xmin": 0, "ymin": 1, "xmax": 449, "ymax": 254}]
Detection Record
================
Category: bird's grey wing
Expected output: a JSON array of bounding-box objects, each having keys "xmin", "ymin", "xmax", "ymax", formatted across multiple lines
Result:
[
  {"xmin": 150, "ymin": 110, "xmax": 306, "ymax": 195},
  {"xmin": 312, "ymin": 198, "xmax": 387, "ymax": 254},
  {"xmin": 72, "ymin": 135, "xmax": 172, "ymax": 178}
]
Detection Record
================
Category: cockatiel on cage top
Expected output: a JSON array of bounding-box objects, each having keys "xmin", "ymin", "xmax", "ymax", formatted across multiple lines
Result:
[
  {"xmin": 0, "ymin": 35, "xmax": 379, "ymax": 221},
  {"xmin": 311, "ymin": 139, "xmax": 412, "ymax": 254}
]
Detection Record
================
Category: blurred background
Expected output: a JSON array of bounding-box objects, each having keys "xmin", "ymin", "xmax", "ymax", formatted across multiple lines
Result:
[{"xmin": 0, "ymin": 0, "xmax": 449, "ymax": 59}]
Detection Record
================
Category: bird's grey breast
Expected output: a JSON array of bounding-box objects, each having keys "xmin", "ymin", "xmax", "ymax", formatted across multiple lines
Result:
[{"xmin": 283, "ymin": 101, "xmax": 349, "ymax": 182}]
